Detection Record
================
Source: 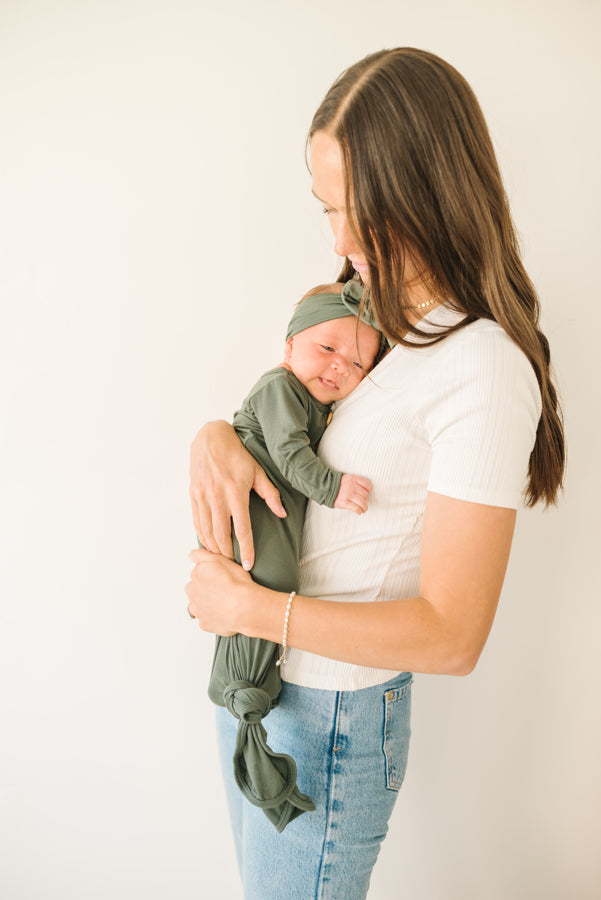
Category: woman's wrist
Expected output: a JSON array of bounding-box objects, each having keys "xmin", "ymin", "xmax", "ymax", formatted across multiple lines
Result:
[{"xmin": 238, "ymin": 582, "xmax": 290, "ymax": 644}]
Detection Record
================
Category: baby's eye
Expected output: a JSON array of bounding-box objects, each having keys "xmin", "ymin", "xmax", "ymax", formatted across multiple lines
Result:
[
  {"xmin": 353, "ymin": 362, "xmax": 364, "ymax": 369},
  {"xmin": 321, "ymin": 345, "xmax": 335, "ymax": 352}
]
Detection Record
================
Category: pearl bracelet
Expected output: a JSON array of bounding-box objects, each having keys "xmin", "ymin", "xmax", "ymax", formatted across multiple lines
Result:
[{"xmin": 275, "ymin": 591, "xmax": 296, "ymax": 667}]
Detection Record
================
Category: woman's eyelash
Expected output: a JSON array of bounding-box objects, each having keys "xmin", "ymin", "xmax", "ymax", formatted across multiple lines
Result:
[{"xmin": 322, "ymin": 206, "xmax": 335, "ymax": 216}]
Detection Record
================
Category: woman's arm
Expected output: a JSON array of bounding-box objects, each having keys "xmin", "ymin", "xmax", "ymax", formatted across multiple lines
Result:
[
  {"xmin": 186, "ymin": 491, "xmax": 516, "ymax": 675},
  {"xmin": 189, "ymin": 420, "xmax": 286, "ymax": 568}
]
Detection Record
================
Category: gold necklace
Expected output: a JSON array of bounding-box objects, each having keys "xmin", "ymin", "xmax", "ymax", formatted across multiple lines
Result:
[{"xmin": 400, "ymin": 297, "xmax": 439, "ymax": 310}]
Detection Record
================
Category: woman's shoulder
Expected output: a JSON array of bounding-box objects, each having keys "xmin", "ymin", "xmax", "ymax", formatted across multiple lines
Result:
[
  {"xmin": 442, "ymin": 316, "xmax": 537, "ymax": 382},
  {"xmin": 371, "ymin": 310, "xmax": 539, "ymax": 407},
  {"xmin": 424, "ymin": 308, "xmax": 535, "ymax": 373},
  {"xmin": 424, "ymin": 314, "xmax": 542, "ymax": 425},
  {"xmin": 423, "ymin": 314, "xmax": 542, "ymax": 508}
]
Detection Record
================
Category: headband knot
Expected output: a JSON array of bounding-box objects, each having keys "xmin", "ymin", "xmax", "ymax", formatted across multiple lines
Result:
[
  {"xmin": 286, "ymin": 290, "xmax": 353, "ymax": 341},
  {"xmin": 286, "ymin": 280, "xmax": 384, "ymax": 346}
]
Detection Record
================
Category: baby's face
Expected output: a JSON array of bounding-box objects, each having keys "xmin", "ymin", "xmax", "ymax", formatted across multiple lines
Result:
[{"xmin": 284, "ymin": 316, "xmax": 381, "ymax": 405}]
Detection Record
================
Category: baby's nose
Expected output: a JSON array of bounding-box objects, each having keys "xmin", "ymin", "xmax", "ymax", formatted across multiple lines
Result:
[{"xmin": 331, "ymin": 356, "xmax": 350, "ymax": 375}]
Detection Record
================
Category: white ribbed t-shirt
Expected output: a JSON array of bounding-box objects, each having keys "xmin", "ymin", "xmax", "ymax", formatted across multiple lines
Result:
[{"xmin": 281, "ymin": 307, "xmax": 542, "ymax": 691}]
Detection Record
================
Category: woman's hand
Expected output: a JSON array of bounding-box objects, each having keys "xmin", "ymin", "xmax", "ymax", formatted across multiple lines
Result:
[
  {"xmin": 185, "ymin": 548, "xmax": 253, "ymax": 636},
  {"xmin": 190, "ymin": 420, "xmax": 286, "ymax": 570}
]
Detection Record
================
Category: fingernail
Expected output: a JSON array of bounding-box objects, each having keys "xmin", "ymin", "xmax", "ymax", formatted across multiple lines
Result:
[{"xmin": 242, "ymin": 560, "xmax": 252, "ymax": 571}]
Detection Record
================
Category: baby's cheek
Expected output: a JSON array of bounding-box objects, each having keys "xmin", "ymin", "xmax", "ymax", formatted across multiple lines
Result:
[{"xmin": 346, "ymin": 372, "xmax": 365, "ymax": 394}]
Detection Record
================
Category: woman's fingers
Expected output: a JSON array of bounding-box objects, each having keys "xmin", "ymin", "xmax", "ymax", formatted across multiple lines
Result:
[
  {"xmin": 194, "ymin": 490, "xmax": 221, "ymax": 554},
  {"xmin": 190, "ymin": 485, "xmax": 202, "ymax": 542},
  {"xmin": 188, "ymin": 421, "xmax": 285, "ymax": 565},
  {"xmin": 190, "ymin": 488, "xmax": 210, "ymax": 550},
  {"xmin": 230, "ymin": 496, "xmax": 255, "ymax": 571},
  {"xmin": 186, "ymin": 549, "xmax": 250, "ymax": 636},
  {"xmin": 253, "ymin": 466, "xmax": 286, "ymax": 518},
  {"xmin": 194, "ymin": 478, "xmax": 239, "ymax": 559},
  {"xmin": 189, "ymin": 421, "xmax": 273, "ymax": 562},
  {"xmin": 192, "ymin": 482, "xmax": 256, "ymax": 565},
  {"xmin": 210, "ymin": 492, "xmax": 236, "ymax": 560},
  {"xmin": 233, "ymin": 464, "xmax": 284, "ymax": 569},
  {"xmin": 188, "ymin": 547, "xmax": 216, "ymax": 570}
]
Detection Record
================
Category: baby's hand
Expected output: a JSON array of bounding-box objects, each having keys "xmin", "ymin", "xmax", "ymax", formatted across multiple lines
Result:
[{"xmin": 334, "ymin": 474, "xmax": 372, "ymax": 515}]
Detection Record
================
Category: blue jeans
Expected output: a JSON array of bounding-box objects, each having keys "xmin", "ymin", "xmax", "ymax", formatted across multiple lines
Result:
[{"xmin": 216, "ymin": 671, "xmax": 412, "ymax": 899}]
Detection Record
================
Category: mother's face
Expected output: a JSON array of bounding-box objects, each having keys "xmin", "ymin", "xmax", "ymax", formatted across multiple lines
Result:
[
  {"xmin": 310, "ymin": 131, "xmax": 433, "ymax": 307},
  {"xmin": 310, "ymin": 131, "xmax": 370, "ymax": 284}
]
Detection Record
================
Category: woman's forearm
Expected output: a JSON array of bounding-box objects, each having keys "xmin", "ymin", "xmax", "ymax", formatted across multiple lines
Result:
[
  {"xmin": 236, "ymin": 494, "xmax": 515, "ymax": 677},
  {"xmin": 239, "ymin": 583, "xmax": 477, "ymax": 677},
  {"xmin": 188, "ymin": 494, "xmax": 513, "ymax": 677}
]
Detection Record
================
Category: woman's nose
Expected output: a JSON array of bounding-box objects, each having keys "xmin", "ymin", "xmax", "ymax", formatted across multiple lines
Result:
[{"xmin": 332, "ymin": 214, "xmax": 360, "ymax": 258}]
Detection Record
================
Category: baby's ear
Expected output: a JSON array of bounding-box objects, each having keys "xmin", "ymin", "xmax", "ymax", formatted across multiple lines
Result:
[{"xmin": 284, "ymin": 337, "xmax": 294, "ymax": 362}]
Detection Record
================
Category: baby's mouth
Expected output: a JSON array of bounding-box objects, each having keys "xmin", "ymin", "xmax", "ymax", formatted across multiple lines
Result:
[{"xmin": 319, "ymin": 377, "xmax": 338, "ymax": 391}]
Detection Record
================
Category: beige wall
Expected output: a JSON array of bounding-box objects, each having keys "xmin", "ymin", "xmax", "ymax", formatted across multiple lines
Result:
[{"xmin": 1, "ymin": 1, "xmax": 599, "ymax": 897}]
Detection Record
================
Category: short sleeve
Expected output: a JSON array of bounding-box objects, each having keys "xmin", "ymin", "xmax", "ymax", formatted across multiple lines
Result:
[{"xmin": 425, "ymin": 327, "xmax": 542, "ymax": 509}]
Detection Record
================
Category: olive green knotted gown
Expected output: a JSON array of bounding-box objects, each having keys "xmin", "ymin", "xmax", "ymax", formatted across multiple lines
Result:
[{"xmin": 207, "ymin": 367, "xmax": 342, "ymax": 833}]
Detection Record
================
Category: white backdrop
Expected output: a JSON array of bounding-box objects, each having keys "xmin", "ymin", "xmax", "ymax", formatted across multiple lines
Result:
[{"xmin": 1, "ymin": 1, "xmax": 600, "ymax": 898}]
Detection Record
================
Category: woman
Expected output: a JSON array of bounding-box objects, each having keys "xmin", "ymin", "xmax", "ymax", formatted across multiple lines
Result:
[{"xmin": 186, "ymin": 48, "xmax": 564, "ymax": 898}]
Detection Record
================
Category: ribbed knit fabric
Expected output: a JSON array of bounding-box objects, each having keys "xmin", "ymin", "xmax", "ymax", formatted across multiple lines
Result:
[{"xmin": 281, "ymin": 306, "xmax": 542, "ymax": 691}]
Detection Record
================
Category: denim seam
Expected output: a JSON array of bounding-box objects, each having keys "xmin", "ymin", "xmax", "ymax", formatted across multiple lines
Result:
[
  {"xmin": 315, "ymin": 690, "xmax": 343, "ymax": 900},
  {"xmin": 383, "ymin": 678, "xmax": 412, "ymax": 791}
]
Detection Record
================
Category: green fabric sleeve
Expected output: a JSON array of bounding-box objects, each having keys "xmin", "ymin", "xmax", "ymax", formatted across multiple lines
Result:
[{"xmin": 248, "ymin": 375, "xmax": 342, "ymax": 507}]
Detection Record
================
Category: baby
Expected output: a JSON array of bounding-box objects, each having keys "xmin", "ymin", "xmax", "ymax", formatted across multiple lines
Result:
[
  {"xmin": 233, "ymin": 281, "xmax": 383, "ymax": 539},
  {"xmin": 209, "ymin": 278, "xmax": 384, "ymax": 629},
  {"xmin": 207, "ymin": 281, "xmax": 383, "ymax": 830}
]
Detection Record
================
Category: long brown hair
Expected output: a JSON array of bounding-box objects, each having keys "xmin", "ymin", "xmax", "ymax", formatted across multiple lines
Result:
[{"xmin": 308, "ymin": 48, "xmax": 564, "ymax": 507}]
